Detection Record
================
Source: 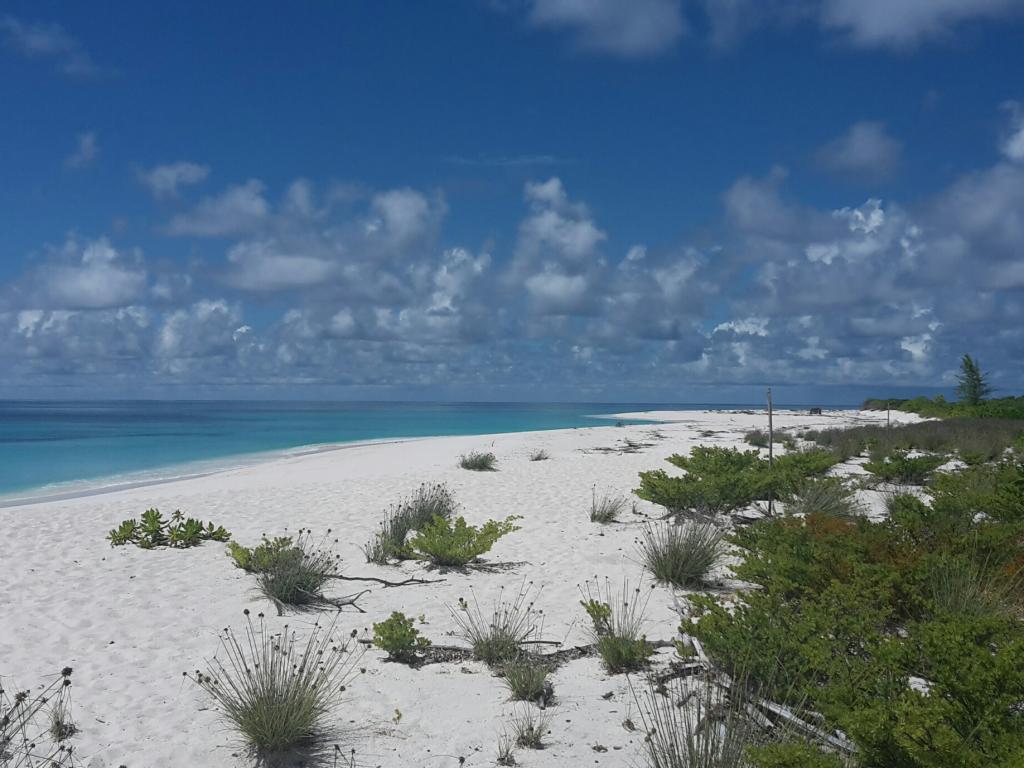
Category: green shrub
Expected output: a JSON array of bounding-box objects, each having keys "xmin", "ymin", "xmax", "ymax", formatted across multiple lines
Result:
[
  {"xmin": 108, "ymin": 508, "xmax": 230, "ymax": 548},
  {"xmin": 863, "ymin": 393, "xmax": 1024, "ymax": 420},
  {"xmin": 580, "ymin": 580, "xmax": 653, "ymax": 673},
  {"xmin": 590, "ymin": 489, "xmax": 627, "ymax": 523},
  {"xmin": 635, "ymin": 446, "xmax": 838, "ymax": 518},
  {"xmin": 503, "ymin": 655, "xmax": 553, "ymax": 705},
  {"xmin": 747, "ymin": 742, "xmax": 845, "ymax": 768},
  {"xmin": 408, "ymin": 514, "xmax": 521, "ymax": 567},
  {"xmin": 745, "ymin": 429, "xmax": 770, "ymax": 448},
  {"xmin": 460, "ymin": 451, "xmax": 497, "ymax": 471},
  {"xmin": 452, "ymin": 585, "xmax": 541, "ymax": 666},
  {"xmin": 227, "ymin": 535, "xmax": 297, "ymax": 572},
  {"xmin": 864, "ymin": 449, "xmax": 946, "ymax": 484},
  {"xmin": 372, "ymin": 611, "xmax": 430, "ymax": 663},
  {"xmin": 637, "ymin": 521, "xmax": 724, "ymax": 587},
  {"xmin": 190, "ymin": 612, "xmax": 364, "ymax": 760},
  {"xmin": 364, "ymin": 483, "xmax": 458, "ymax": 564}
]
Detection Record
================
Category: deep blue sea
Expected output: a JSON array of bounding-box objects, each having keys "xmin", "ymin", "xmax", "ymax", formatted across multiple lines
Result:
[{"xmin": 0, "ymin": 400, "xmax": 744, "ymax": 502}]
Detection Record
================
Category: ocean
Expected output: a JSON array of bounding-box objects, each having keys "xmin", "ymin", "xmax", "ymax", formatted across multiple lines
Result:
[{"xmin": 0, "ymin": 400, "xmax": 735, "ymax": 502}]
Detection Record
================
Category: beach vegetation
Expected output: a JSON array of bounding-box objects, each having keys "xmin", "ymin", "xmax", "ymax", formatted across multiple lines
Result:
[
  {"xmin": 451, "ymin": 584, "xmax": 542, "ymax": 666},
  {"xmin": 372, "ymin": 611, "xmax": 430, "ymax": 663},
  {"xmin": 408, "ymin": 514, "xmax": 521, "ymax": 567},
  {"xmin": 529, "ymin": 449, "xmax": 550, "ymax": 461},
  {"xmin": 590, "ymin": 488, "xmax": 628, "ymax": 523},
  {"xmin": 496, "ymin": 733, "xmax": 517, "ymax": 765},
  {"xmin": 687, "ymin": 457, "xmax": 1024, "ymax": 768},
  {"xmin": 459, "ymin": 451, "xmax": 497, "ymax": 471},
  {"xmin": 784, "ymin": 476, "xmax": 863, "ymax": 519},
  {"xmin": 189, "ymin": 611, "xmax": 364, "ymax": 761},
  {"xmin": 510, "ymin": 705, "xmax": 549, "ymax": 750},
  {"xmin": 363, "ymin": 483, "xmax": 458, "ymax": 564},
  {"xmin": 863, "ymin": 449, "xmax": 946, "ymax": 485},
  {"xmin": 862, "ymin": 393, "xmax": 1024, "ymax": 420},
  {"xmin": 227, "ymin": 535, "xmax": 296, "ymax": 573},
  {"xmin": 635, "ymin": 446, "xmax": 838, "ymax": 518},
  {"xmin": 107, "ymin": 508, "xmax": 230, "ymax": 548},
  {"xmin": 580, "ymin": 579, "xmax": 654, "ymax": 673},
  {"xmin": 502, "ymin": 655, "xmax": 553, "ymax": 705},
  {"xmin": 637, "ymin": 521, "xmax": 724, "ymax": 588},
  {"xmin": 245, "ymin": 530, "xmax": 341, "ymax": 609},
  {"xmin": 0, "ymin": 666, "xmax": 76, "ymax": 767}
]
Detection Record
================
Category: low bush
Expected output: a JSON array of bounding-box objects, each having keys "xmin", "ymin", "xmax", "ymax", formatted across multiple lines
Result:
[
  {"xmin": 503, "ymin": 655, "xmax": 553, "ymax": 705},
  {"xmin": 529, "ymin": 449, "xmax": 550, "ymax": 461},
  {"xmin": 590, "ymin": 488, "xmax": 627, "ymax": 524},
  {"xmin": 190, "ymin": 611, "xmax": 364, "ymax": 760},
  {"xmin": 635, "ymin": 446, "xmax": 838, "ymax": 518},
  {"xmin": 863, "ymin": 393, "xmax": 1024, "ymax": 420},
  {"xmin": 363, "ymin": 483, "xmax": 458, "ymax": 564},
  {"xmin": 408, "ymin": 514, "xmax": 521, "ymax": 567},
  {"xmin": 452, "ymin": 585, "xmax": 541, "ymax": 666},
  {"xmin": 863, "ymin": 449, "xmax": 946, "ymax": 484},
  {"xmin": 637, "ymin": 521, "xmax": 724, "ymax": 587},
  {"xmin": 580, "ymin": 579, "xmax": 653, "ymax": 673},
  {"xmin": 108, "ymin": 508, "xmax": 230, "ymax": 548},
  {"xmin": 372, "ymin": 611, "xmax": 430, "ymax": 663},
  {"xmin": 0, "ymin": 666, "xmax": 76, "ymax": 767},
  {"xmin": 227, "ymin": 535, "xmax": 296, "ymax": 572},
  {"xmin": 745, "ymin": 429, "xmax": 770, "ymax": 448},
  {"xmin": 460, "ymin": 451, "xmax": 497, "ymax": 471}
]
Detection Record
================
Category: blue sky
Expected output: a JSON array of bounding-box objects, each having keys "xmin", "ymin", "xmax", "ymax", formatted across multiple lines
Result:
[{"xmin": 2, "ymin": 1, "xmax": 1024, "ymax": 402}]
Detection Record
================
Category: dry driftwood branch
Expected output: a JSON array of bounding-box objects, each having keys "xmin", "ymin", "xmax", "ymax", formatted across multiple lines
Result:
[{"xmin": 327, "ymin": 573, "xmax": 445, "ymax": 588}]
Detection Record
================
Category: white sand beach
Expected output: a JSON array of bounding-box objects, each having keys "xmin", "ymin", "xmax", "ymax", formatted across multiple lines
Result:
[{"xmin": 0, "ymin": 408, "xmax": 918, "ymax": 768}]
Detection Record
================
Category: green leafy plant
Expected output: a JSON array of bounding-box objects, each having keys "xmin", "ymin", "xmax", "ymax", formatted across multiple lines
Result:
[
  {"xmin": 459, "ymin": 451, "xmax": 497, "ymax": 471},
  {"xmin": 364, "ymin": 483, "xmax": 459, "ymax": 564},
  {"xmin": 189, "ymin": 611, "xmax": 364, "ymax": 761},
  {"xmin": 408, "ymin": 514, "xmax": 521, "ymax": 567},
  {"xmin": 107, "ymin": 508, "xmax": 230, "ymax": 549},
  {"xmin": 236, "ymin": 530, "xmax": 341, "ymax": 610},
  {"xmin": 227, "ymin": 535, "xmax": 297, "ymax": 573},
  {"xmin": 372, "ymin": 611, "xmax": 431, "ymax": 663},
  {"xmin": 580, "ymin": 579, "xmax": 653, "ymax": 673},
  {"xmin": 637, "ymin": 521, "xmax": 724, "ymax": 587}
]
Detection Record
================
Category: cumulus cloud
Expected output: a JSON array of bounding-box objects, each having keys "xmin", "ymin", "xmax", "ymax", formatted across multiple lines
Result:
[
  {"xmin": 0, "ymin": 15, "xmax": 98, "ymax": 76},
  {"xmin": 166, "ymin": 179, "xmax": 270, "ymax": 236},
  {"xmin": 815, "ymin": 121, "xmax": 903, "ymax": 179},
  {"xmin": 1, "ymin": 236, "xmax": 147, "ymax": 310},
  {"xmin": 65, "ymin": 131, "xmax": 98, "ymax": 169},
  {"xmin": 527, "ymin": 0, "xmax": 686, "ymax": 56},
  {"xmin": 138, "ymin": 162, "xmax": 210, "ymax": 199}
]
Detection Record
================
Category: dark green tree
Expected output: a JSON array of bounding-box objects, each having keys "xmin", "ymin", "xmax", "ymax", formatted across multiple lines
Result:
[{"xmin": 956, "ymin": 354, "xmax": 992, "ymax": 405}]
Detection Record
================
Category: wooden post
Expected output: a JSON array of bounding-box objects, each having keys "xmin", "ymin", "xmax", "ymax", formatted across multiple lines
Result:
[{"xmin": 767, "ymin": 387, "xmax": 774, "ymax": 516}]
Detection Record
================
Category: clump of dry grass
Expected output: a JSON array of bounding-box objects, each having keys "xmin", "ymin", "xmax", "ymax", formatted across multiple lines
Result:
[
  {"xmin": 590, "ymin": 488, "xmax": 628, "ymax": 524},
  {"xmin": 510, "ymin": 705, "xmax": 549, "ymax": 749},
  {"xmin": 0, "ymin": 666, "xmax": 76, "ymax": 767},
  {"xmin": 460, "ymin": 451, "xmax": 497, "ymax": 471},
  {"xmin": 451, "ymin": 584, "xmax": 543, "ymax": 666}
]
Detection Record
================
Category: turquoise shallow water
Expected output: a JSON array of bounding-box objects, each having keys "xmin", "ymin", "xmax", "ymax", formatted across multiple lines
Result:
[{"xmin": 0, "ymin": 400, "xmax": 720, "ymax": 499}]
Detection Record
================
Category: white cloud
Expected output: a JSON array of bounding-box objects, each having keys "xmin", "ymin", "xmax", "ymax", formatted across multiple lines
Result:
[
  {"xmin": 65, "ymin": 131, "xmax": 98, "ymax": 169},
  {"xmin": 815, "ymin": 121, "xmax": 903, "ymax": 179},
  {"xmin": 525, "ymin": 270, "xmax": 589, "ymax": 314},
  {"xmin": 527, "ymin": 0, "xmax": 686, "ymax": 56},
  {"xmin": 167, "ymin": 179, "xmax": 270, "ymax": 236},
  {"xmin": 225, "ymin": 240, "xmax": 336, "ymax": 292},
  {"xmin": 0, "ymin": 15, "xmax": 98, "ymax": 76},
  {"xmin": 1000, "ymin": 100, "xmax": 1024, "ymax": 161},
  {"xmin": 138, "ymin": 162, "xmax": 210, "ymax": 199}
]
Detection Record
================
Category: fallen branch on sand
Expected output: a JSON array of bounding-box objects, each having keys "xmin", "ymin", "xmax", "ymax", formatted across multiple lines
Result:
[{"xmin": 326, "ymin": 573, "xmax": 446, "ymax": 588}]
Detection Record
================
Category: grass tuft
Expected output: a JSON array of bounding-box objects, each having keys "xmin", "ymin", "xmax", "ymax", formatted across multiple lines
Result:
[
  {"xmin": 503, "ymin": 655, "xmax": 553, "ymax": 705},
  {"xmin": 580, "ymin": 578, "xmax": 654, "ymax": 673},
  {"xmin": 785, "ymin": 477, "xmax": 864, "ymax": 519},
  {"xmin": 529, "ymin": 449, "xmax": 551, "ymax": 462},
  {"xmin": 363, "ymin": 483, "xmax": 458, "ymax": 564},
  {"xmin": 590, "ymin": 488, "xmax": 628, "ymax": 524},
  {"xmin": 451, "ymin": 584, "xmax": 542, "ymax": 666},
  {"xmin": 252, "ymin": 530, "xmax": 341, "ymax": 609},
  {"xmin": 510, "ymin": 705, "xmax": 549, "ymax": 750},
  {"xmin": 637, "ymin": 522, "xmax": 724, "ymax": 588},
  {"xmin": 460, "ymin": 451, "xmax": 498, "ymax": 471},
  {"xmin": 0, "ymin": 666, "xmax": 76, "ymax": 767},
  {"xmin": 190, "ymin": 612, "xmax": 364, "ymax": 761}
]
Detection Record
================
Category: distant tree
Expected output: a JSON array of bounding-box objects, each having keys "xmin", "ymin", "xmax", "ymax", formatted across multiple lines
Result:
[{"xmin": 956, "ymin": 354, "xmax": 992, "ymax": 405}]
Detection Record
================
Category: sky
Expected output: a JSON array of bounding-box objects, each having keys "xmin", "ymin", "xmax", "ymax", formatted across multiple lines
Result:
[{"xmin": 1, "ymin": 0, "xmax": 1023, "ymax": 402}]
